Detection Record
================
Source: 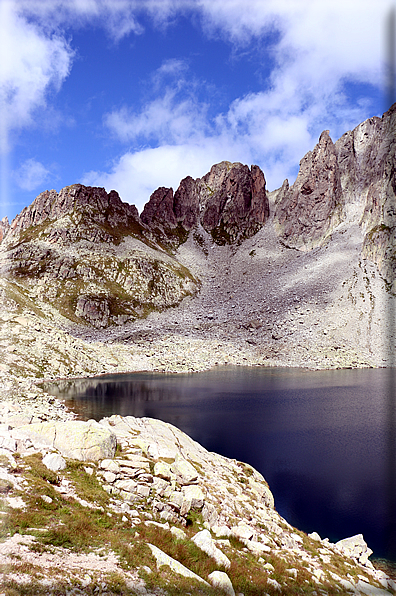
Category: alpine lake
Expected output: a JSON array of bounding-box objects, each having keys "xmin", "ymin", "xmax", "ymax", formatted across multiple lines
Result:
[{"xmin": 42, "ymin": 366, "xmax": 396, "ymax": 563}]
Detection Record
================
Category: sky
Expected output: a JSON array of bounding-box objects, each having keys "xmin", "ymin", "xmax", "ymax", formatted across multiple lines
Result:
[{"xmin": 0, "ymin": 0, "xmax": 394, "ymax": 223}]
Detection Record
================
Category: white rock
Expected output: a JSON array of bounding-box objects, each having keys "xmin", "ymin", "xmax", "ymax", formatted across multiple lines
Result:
[
  {"xmin": 115, "ymin": 479, "xmax": 137, "ymax": 493},
  {"xmin": 339, "ymin": 578, "xmax": 356, "ymax": 591},
  {"xmin": 153, "ymin": 461, "xmax": 173, "ymax": 480},
  {"xmin": 41, "ymin": 495, "xmax": 53, "ymax": 504},
  {"xmin": 192, "ymin": 529, "xmax": 231, "ymax": 569},
  {"xmin": 335, "ymin": 534, "xmax": 369, "ymax": 558},
  {"xmin": 208, "ymin": 571, "xmax": 235, "ymax": 596},
  {"xmin": 148, "ymin": 543, "xmax": 209, "ymax": 585},
  {"xmin": 170, "ymin": 526, "xmax": 186, "ymax": 541},
  {"xmin": 182, "ymin": 484, "xmax": 205, "ymax": 508},
  {"xmin": 245, "ymin": 540, "xmax": 271, "ymax": 555},
  {"xmin": 168, "ymin": 491, "xmax": 184, "ymax": 510},
  {"xmin": 14, "ymin": 420, "xmax": 116, "ymax": 461},
  {"xmin": 100, "ymin": 459, "xmax": 120, "ymax": 473},
  {"xmin": 0, "ymin": 436, "xmax": 17, "ymax": 452},
  {"xmin": 212, "ymin": 524, "xmax": 232, "ymax": 537},
  {"xmin": 136, "ymin": 484, "xmax": 150, "ymax": 498},
  {"xmin": 170, "ymin": 453, "xmax": 198, "ymax": 484},
  {"xmin": 308, "ymin": 531, "xmax": 322, "ymax": 541},
  {"xmin": 42, "ymin": 453, "xmax": 66, "ymax": 471},
  {"xmin": 267, "ymin": 578, "xmax": 282, "ymax": 591},
  {"xmin": 355, "ymin": 580, "xmax": 392, "ymax": 595},
  {"xmin": 231, "ymin": 522, "xmax": 255, "ymax": 541},
  {"xmin": 103, "ymin": 471, "xmax": 117, "ymax": 483}
]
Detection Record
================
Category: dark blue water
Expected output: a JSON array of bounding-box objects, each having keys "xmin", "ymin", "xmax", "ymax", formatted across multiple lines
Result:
[{"xmin": 44, "ymin": 366, "xmax": 396, "ymax": 561}]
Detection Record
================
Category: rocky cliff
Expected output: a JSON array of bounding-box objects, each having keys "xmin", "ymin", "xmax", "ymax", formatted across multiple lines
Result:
[
  {"xmin": 141, "ymin": 161, "xmax": 270, "ymax": 246},
  {"xmin": 274, "ymin": 103, "xmax": 396, "ymax": 286},
  {"xmin": 1, "ymin": 185, "xmax": 199, "ymax": 328}
]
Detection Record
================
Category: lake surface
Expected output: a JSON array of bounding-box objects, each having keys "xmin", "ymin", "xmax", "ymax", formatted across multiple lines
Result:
[{"xmin": 43, "ymin": 366, "xmax": 396, "ymax": 561}]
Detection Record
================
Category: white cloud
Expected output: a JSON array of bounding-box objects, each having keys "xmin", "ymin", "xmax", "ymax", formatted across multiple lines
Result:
[
  {"xmin": 13, "ymin": 158, "xmax": 51, "ymax": 191},
  {"xmin": 0, "ymin": 1, "xmax": 73, "ymax": 153},
  {"xmin": 5, "ymin": 0, "xmax": 393, "ymax": 217},
  {"xmin": 15, "ymin": 0, "xmax": 144, "ymax": 40},
  {"xmin": 104, "ymin": 61, "xmax": 209, "ymax": 145},
  {"xmin": 93, "ymin": 1, "xmax": 391, "ymax": 211}
]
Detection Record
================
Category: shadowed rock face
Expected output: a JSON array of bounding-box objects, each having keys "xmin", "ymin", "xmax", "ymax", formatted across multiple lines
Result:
[
  {"xmin": 274, "ymin": 130, "xmax": 343, "ymax": 251},
  {"xmin": 201, "ymin": 163, "xmax": 269, "ymax": 244},
  {"xmin": 141, "ymin": 162, "xmax": 270, "ymax": 246},
  {"xmin": 141, "ymin": 187, "xmax": 176, "ymax": 231}
]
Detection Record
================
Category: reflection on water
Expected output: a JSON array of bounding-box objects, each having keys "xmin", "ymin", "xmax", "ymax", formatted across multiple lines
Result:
[{"xmin": 43, "ymin": 366, "xmax": 396, "ymax": 560}]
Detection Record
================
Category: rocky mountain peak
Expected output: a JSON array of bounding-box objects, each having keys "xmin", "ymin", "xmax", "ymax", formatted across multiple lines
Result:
[
  {"xmin": 6, "ymin": 184, "xmax": 144, "ymax": 246},
  {"xmin": 201, "ymin": 162, "xmax": 269, "ymax": 244},
  {"xmin": 274, "ymin": 129, "xmax": 343, "ymax": 251},
  {"xmin": 140, "ymin": 161, "xmax": 270, "ymax": 246}
]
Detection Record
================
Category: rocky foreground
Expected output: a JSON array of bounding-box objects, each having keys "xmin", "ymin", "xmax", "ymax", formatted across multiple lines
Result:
[{"xmin": 0, "ymin": 405, "xmax": 395, "ymax": 595}]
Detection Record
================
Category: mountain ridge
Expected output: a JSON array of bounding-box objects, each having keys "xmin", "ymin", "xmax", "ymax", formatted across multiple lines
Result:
[{"xmin": 0, "ymin": 103, "xmax": 394, "ymax": 372}]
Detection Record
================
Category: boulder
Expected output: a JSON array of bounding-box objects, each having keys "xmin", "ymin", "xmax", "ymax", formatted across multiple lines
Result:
[
  {"xmin": 42, "ymin": 453, "xmax": 66, "ymax": 471},
  {"xmin": 192, "ymin": 529, "xmax": 231, "ymax": 569},
  {"xmin": 170, "ymin": 453, "xmax": 198, "ymax": 484},
  {"xmin": 13, "ymin": 420, "xmax": 116, "ymax": 461},
  {"xmin": 208, "ymin": 571, "xmax": 235, "ymax": 596},
  {"xmin": 335, "ymin": 533, "xmax": 373, "ymax": 563},
  {"xmin": 148, "ymin": 543, "xmax": 210, "ymax": 585},
  {"xmin": 182, "ymin": 485, "xmax": 205, "ymax": 508}
]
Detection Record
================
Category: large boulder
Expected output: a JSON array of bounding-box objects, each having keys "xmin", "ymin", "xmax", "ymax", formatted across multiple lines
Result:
[{"xmin": 13, "ymin": 420, "xmax": 116, "ymax": 461}]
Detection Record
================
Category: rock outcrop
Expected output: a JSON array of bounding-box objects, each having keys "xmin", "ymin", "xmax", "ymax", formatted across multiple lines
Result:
[
  {"xmin": 0, "ymin": 217, "xmax": 9, "ymax": 243},
  {"xmin": 6, "ymin": 185, "xmax": 144, "ymax": 245},
  {"xmin": 0, "ymin": 408, "xmax": 394, "ymax": 594},
  {"xmin": 1, "ymin": 184, "xmax": 199, "ymax": 328},
  {"xmin": 201, "ymin": 162, "xmax": 269, "ymax": 244},
  {"xmin": 13, "ymin": 420, "xmax": 117, "ymax": 461},
  {"xmin": 141, "ymin": 161, "xmax": 270, "ymax": 246}
]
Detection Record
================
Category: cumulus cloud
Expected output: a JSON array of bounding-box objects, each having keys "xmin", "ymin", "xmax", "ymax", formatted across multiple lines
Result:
[
  {"xmin": 0, "ymin": 1, "xmax": 73, "ymax": 152},
  {"xmin": 104, "ymin": 60, "xmax": 209, "ymax": 144},
  {"xmin": 15, "ymin": 0, "xmax": 144, "ymax": 41},
  {"xmin": 13, "ymin": 159, "xmax": 52, "ymax": 191}
]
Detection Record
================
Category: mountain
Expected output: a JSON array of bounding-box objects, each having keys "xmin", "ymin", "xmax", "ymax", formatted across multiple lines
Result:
[{"xmin": 0, "ymin": 104, "xmax": 395, "ymax": 378}]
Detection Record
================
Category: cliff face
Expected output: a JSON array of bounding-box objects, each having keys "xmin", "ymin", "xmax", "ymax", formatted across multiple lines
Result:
[
  {"xmin": 273, "ymin": 130, "xmax": 343, "ymax": 250},
  {"xmin": 274, "ymin": 103, "xmax": 396, "ymax": 284},
  {"xmin": 141, "ymin": 161, "xmax": 270, "ymax": 246}
]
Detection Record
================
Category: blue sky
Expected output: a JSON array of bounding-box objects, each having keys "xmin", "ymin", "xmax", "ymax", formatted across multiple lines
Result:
[{"xmin": 0, "ymin": 0, "xmax": 393, "ymax": 222}]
